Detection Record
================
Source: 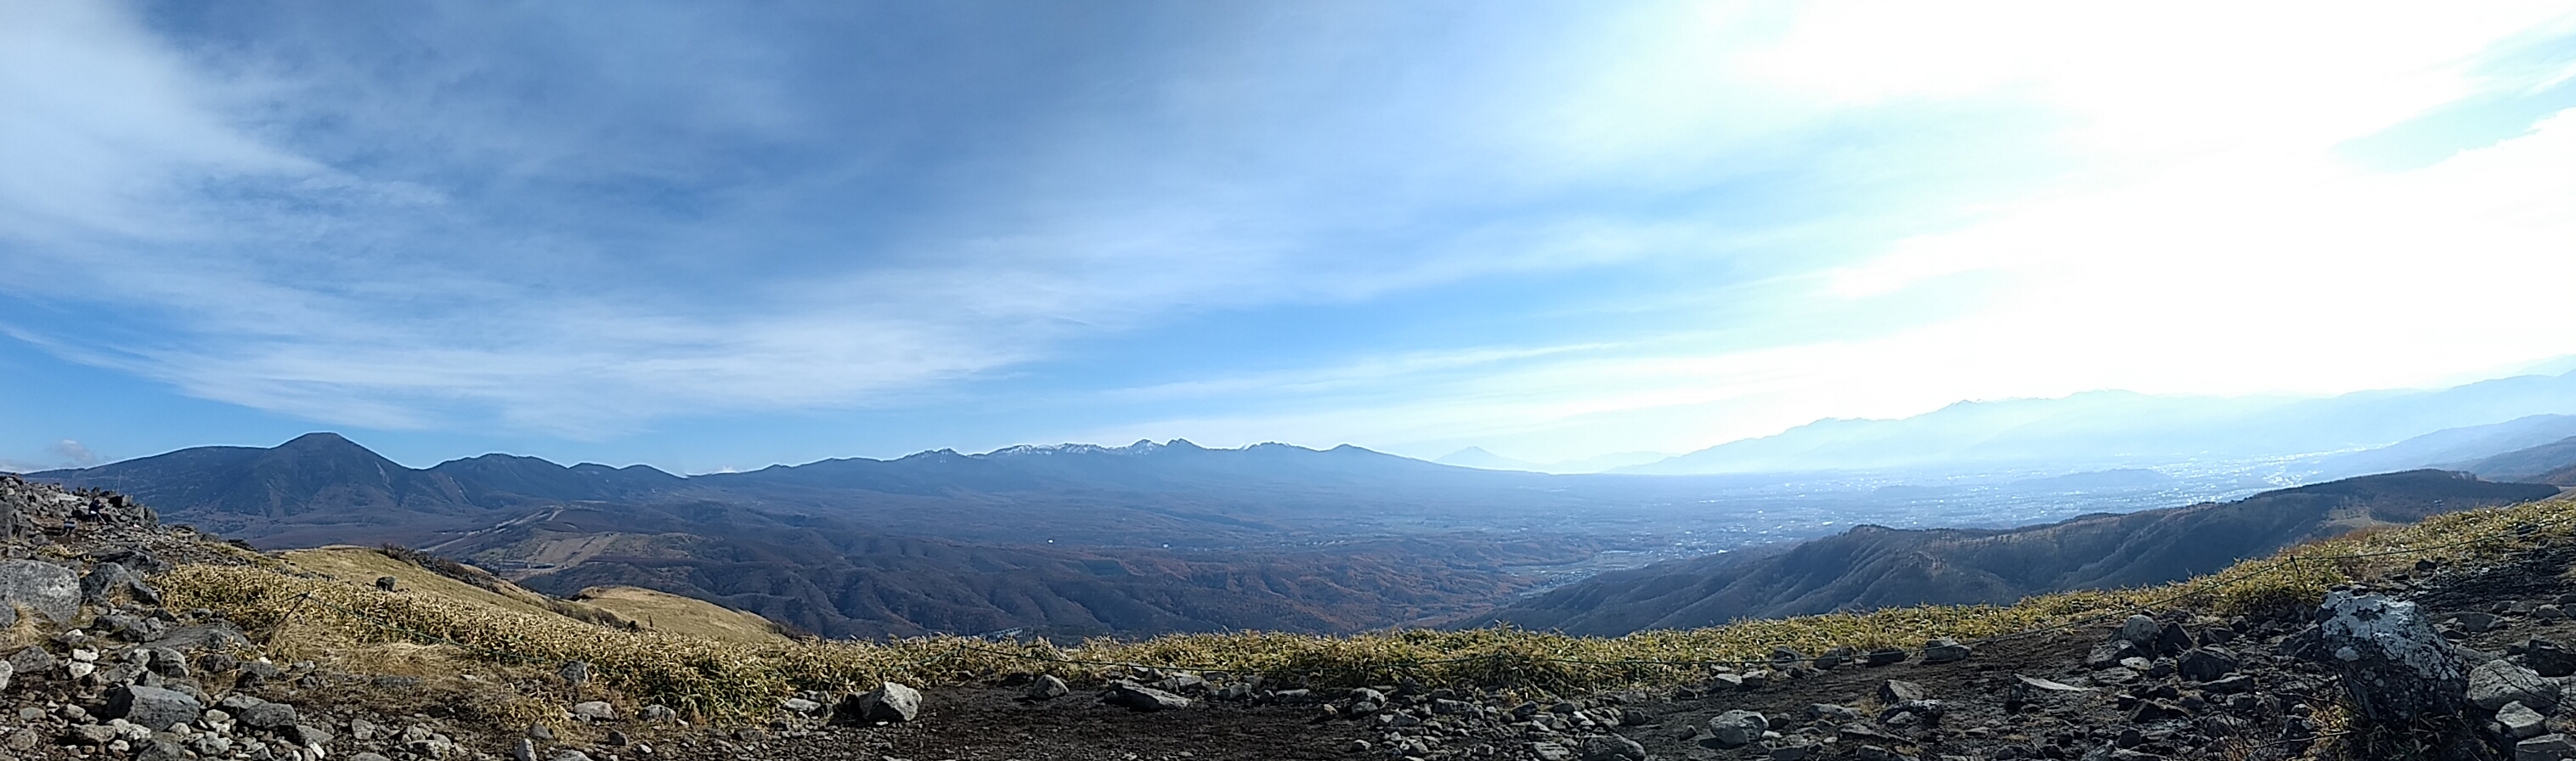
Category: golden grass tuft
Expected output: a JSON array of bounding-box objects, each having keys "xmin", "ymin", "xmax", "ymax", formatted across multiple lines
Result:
[{"xmin": 158, "ymin": 491, "xmax": 2576, "ymax": 721}]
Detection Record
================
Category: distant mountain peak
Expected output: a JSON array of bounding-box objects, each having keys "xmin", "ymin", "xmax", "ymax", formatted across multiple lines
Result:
[{"xmin": 278, "ymin": 431, "xmax": 365, "ymax": 450}]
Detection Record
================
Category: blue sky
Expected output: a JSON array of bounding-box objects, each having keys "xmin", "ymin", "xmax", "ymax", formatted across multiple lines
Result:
[{"xmin": 4, "ymin": 1, "xmax": 2575, "ymax": 473}]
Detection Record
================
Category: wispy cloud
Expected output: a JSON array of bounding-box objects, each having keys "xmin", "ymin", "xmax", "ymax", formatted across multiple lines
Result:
[{"xmin": 2, "ymin": 1, "xmax": 2572, "ymax": 463}]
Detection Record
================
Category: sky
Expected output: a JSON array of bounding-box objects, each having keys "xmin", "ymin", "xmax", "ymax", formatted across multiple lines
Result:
[{"xmin": 3, "ymin": 1, "xmax": 2575, "ymax": 474}]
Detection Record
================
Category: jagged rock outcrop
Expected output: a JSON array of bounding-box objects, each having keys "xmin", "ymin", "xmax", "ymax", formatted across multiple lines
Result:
[{"xmin": 2282, "ymin": 591, "xmax": 2467, "ymax": 721}]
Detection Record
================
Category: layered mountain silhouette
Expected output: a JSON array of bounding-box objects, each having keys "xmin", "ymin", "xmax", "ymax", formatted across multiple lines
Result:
[
  {"xmin": 1467, "ymin": 470, "xmax": 2563, "ymax": 635},
  {"xmin": 1620, "ymin": 369, "xmax": 2576, "ymax": 474},
  {"xmin": 2466, "ymin": 435, "xmax": 2576, "ymax": 486}
]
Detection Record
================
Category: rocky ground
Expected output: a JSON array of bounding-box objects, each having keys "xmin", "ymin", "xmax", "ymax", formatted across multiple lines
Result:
[{"xmin": 5, "ymin": 473, "xmax": 2576, "ymax": 761}]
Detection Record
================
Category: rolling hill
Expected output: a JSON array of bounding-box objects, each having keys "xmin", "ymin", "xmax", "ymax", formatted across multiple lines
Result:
[{"xmin": 1467, "ymin": 470, "xmax": 2563, "ymax": 635}]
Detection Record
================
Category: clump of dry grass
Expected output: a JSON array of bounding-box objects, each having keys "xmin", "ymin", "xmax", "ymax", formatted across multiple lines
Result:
[{"xmin": 158, "ymin": 492, "xmax": 2576, "ymax": 721}]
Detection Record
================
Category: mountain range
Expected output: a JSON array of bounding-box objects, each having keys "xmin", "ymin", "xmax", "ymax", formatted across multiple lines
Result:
[
  {"xmin": 1619, "ymin": 369, "xmax": 2576, "ymax": 475},
  {"xmin": 22, "ymin": 369, "xmax": 2576, "ymax": 640}
]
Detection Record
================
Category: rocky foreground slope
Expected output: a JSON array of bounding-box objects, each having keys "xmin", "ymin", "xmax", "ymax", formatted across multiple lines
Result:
[{"xmin": 3, "ymin": 471, "xmax": 2576, "ymax": 760}]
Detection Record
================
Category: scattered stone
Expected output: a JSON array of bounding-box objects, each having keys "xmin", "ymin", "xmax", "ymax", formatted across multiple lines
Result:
[
  {"xmin": 1025, "ymin": 674, "xmax": 1070, "ymax": 700},
  {"xmin": 2178, "ymin": 646, "xmax": 2239, "ymax": 682},
  {"xmin": 286, "ymin": 724, "xmax": 334, "ymax": 747},
  {"xmin": 2517, "ymin": 733, "xmax": 2576, "ymax": 761},
  {"xmin": 845, "ymin": 681, "xmax": 924, "ymax": 721},
  {"xmin": 2498, "ymin": 701, "xmax": 2549, "ymax": 740},
  {"xmin": 1101, "ymin": 680, "xmax": 1191, "ymax": 712},
  {"xmin": 2116, "ymin": 615, "xmax": 2161, "ymax": 647},
  {"xmin": 1878, "ymin": 679, "xmax": 1929, "ymax": 703},
  {"xmin": 2527, "ymin": 638, "xmax": 2576, "ymax": 678},
  {"xmin": 1922, "ymin": 637, "xmax": 1971, "ymax": 663},
  {"xmin": 235, "ymin": 700, "xmax": 298, "ymax": 730},
  {"xmin": 103, "ymin": 684, "xmax": 202, "ymax": 732},
  {"xmin": 1704, "ymin": 709, "xmax": 1766, "ymax": 748},
  {"xmin": 571, "ymin": 700, "xmax": 617, "ymax": 721},
  {"xmin": 2154, "ymin": 621, "xmax": 2195, "ymax": 654},
  {"xmin": 782, "ymin": 696, "xmax": 822, "ymax": 714},
  {"xmin": 1578, "ymin": 734, "xmax": 1647, "ymax": 761},
  {"xmin": 558, "ymin": 660, "xmax": 591, "ymax": 686},
  {"xmin": 2471, "ymin": 660, "xmax": 2562, "ymax": 713}
]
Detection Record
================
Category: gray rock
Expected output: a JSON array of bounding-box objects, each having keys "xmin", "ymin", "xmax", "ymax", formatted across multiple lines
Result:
[
  {"xmin": 512, "ymin": 738, "xmax": 538, "ymax": 761},
  {"xmin": 2178, "ymin": 646, "xmax": 2239, "ymax": 682},
  {"xmin": 144, "ymin": 623, "xmax": 250, "ymax": 652},
  {"xmin": 7, "ymin": 646, "xmax": 54, "ymax": 674},
  {"xmin": 350, "ymin": 754, "xmax": 395, "ymax": 761},
  {"xmin": 2517, "ymin": 733, "xmax": 2576, "ymax": 761},
  {"xmin": 2527, "ymin": 638, "xmax": 2576, "ymax": 678},
  {"xmin": 1809, "ymin": 703, "xmax": 1864, "ymax": 721},
  {"xmin": 570, "ymin": 700, "xmax": 617, "ymax": 721},
  {"xmin": 1101, "ymin": 680, "xmax": 1190, "ymax": 712},
  {"xmin": 2085, "ymin": 639, "xmax": 2140, "ymax": 669},
  {"xmin": 557, "ymin": 660, "xmax": 591, "ymax": 686},
  {"xmin": 1152, "ymin": 674, "xmax": 1208, "ymax": 695},
  {"xmin": 236, "ymin": 700, "xmax": 299, "ymax": 730},
  {"xmin": 0, "ymin": 560, "xmax": 78, "ymax": 626},
  {"xmin": 551, "ymin": 752, "xmax": 595, "ymax": 761},
  {"xmin": 1878, "ymin": 679, "xmax": 1929, "ymax": 703},
  {"xmin": 1578, "ymin": 734, "xmax": 1646, "ymax": 761},
  {"xmin": 133, "ymin": 737, "xmax": 187, "ymax": 761},
  {"xmin": 2014, "ymin": 674, "xmax": 2090, "ymax": 692},
  {"xmin": 2154, "ymin": 621, "xmax": 2195, "ymax": 654},
  {"xmin": 2471, "ymin": 660, "xmax": 2562, "ymax": 713},
  {"xmin": 2116, "ymin": 614, "xmax": 2161, "ymax": 647},
  {"xmin": 1705, "ymin": 709, "xmax": 1766, "ymax": 748},
  {"xmin": 1922, "ymin": 638, "xmax": 1971, "ymax": 664},
  {"xmin": 1025, "ymin": 674, "xmax": 1070, "ymax": 700},
  {"xmin": 105, "ymin": 685, "xmax": 202, "ymax": 732},
  {"xmin": 781, "ymin": 697, "xmax": 822, "ymax": 714},
  {"xmin": 2498, "ymin": 701, "xmax": 2549, "ymax": 740},
  {"xmin": 845, "ymin": 681, "xmax": 924, "ymax": 721},
  {"xmin": 80, "ymin": 562, "xmax": 142, "ymax": 605},
  {"xmin": 2283, "ymin": 592, "xmax": 2468, "ymax": 721},
  {"xmin": 286, "ymin": 724, "xmax": 334, "ymax": 747}
]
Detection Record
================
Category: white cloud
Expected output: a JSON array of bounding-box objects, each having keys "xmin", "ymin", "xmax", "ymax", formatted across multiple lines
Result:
[{"xmin": 3, "ymin": 0, "xmax": 2572, "ymax": 457}]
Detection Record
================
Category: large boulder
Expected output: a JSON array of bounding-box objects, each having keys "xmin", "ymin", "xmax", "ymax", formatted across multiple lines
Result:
[
  {"xmin": 2281, "ymin": 592, "xmax": 2467, "ymax": 722},
  {"xmin": 839, "ymin": 681, "xmax": 923, "ymax": 722},
  {"xmin": 0, "ymin": 561, "xmax": 77, "ymax": 626}
]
